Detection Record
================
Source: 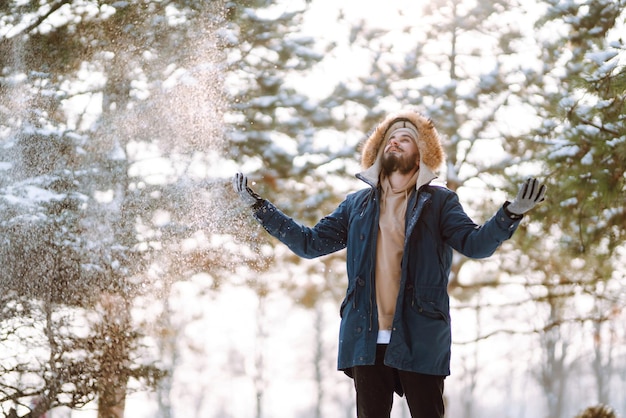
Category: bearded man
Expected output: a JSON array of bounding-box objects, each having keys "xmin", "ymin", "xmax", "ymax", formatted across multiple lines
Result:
[{"xmin": 233, "ymin": 110, "xmax": 546, "ymax": 418}]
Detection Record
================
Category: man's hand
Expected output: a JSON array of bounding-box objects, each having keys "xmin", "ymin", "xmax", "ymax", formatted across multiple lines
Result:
[
  {"xmin": 232, "ymin": 173, "xmax": 263, "ymax": 207},
  {"xmin": 507, "ymin": 177, "xmax": 547, "ymax": 215}
]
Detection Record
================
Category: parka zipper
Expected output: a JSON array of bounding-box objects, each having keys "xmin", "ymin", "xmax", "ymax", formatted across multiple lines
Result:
[
  {"xmin": 405, "ymin": 188, "xmax": 431, "ymax": 310},
  {"xmin": 367, "ymin": 188, "xmax": 380, "ymax": 332}
]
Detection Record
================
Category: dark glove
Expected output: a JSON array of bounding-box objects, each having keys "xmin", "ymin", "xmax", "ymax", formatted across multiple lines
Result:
[
  {"xmin": 507, "ymin": 177, "xmax": 547, "ymax": 215},
  {"xmin": 232, "ymin": 173, "xmax": 263, "ymax": 207}
]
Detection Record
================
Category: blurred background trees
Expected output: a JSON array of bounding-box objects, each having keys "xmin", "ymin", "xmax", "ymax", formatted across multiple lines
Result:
[{"xmin": 0, "ymin": 0, "xmax": 624, "ymax": 417}]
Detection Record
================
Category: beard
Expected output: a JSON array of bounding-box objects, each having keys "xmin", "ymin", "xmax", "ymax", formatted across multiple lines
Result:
[{"xmin": 381, "ymin": 152, "xmax": 418, "ymax": 175}]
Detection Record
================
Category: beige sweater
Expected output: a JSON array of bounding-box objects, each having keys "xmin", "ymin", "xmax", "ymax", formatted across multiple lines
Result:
[{"xmin": 375, "ymin": 171, "xmax": 419, "ymax": 333}]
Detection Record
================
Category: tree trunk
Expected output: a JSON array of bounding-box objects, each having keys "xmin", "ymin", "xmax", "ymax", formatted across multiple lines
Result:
[
  {"xmin": 98, "ymin": 382, "xmax": 127, "ymax": 418},
  {"xmin": 97, "ymin": 293, "xmax": 131, "ymax": 418}
]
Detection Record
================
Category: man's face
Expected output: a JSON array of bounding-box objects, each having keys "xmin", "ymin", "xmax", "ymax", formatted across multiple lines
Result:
[{"xmin": 381, "ymin": 131, "xmax": 420, "ymax": 175}]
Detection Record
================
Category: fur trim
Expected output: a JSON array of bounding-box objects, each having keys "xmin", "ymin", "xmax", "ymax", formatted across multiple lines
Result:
[{"xmin": 360, "ymin": 110, "xmax": 445, "ymax": 171}]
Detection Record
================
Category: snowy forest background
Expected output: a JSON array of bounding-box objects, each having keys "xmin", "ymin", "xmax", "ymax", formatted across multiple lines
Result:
[{"xmin": 0, "ymin": 0, "xmax": 625, "ymax": 417}]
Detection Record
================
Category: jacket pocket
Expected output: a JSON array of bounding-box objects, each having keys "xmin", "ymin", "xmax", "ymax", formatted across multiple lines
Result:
[
  {"xmin": 340, "ymin": 279, "xmax": 357, "ymax": 318},
  {"xmin": 411, "ymin": 287, "xmax": 450, "ymax": 323}
]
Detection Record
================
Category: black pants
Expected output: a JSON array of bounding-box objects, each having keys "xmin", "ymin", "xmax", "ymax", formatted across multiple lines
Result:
[{"xmin": 352, "ymin": 345, "xmax": 445, "ymax": 418}]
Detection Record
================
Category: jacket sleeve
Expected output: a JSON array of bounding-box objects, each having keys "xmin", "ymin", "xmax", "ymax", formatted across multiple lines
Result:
[
  {"xmin": 439, "ymin": 192, "xmax": 521, "ymax": 258},
  {"xmin": 252, "ymin": 199, "xmax": 349, "ymax": 259}
]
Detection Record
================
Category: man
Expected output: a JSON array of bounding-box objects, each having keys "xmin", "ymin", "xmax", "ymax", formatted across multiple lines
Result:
[{"xmin": 233, "ymin": 110, "xmax": 546, "ymax": 418}]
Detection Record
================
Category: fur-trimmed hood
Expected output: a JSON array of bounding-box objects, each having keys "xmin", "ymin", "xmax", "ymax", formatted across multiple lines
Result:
[{"xmin": 357, "ymin": 110, "xmax": 445, "ymax": 189}]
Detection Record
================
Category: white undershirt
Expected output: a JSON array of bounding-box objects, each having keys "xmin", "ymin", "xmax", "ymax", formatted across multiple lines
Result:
[{"xmin": 377, "ymin": 329, "xmax": 392, "ymax": 344}]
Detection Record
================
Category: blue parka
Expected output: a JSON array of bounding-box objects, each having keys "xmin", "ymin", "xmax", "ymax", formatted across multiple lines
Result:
[{"xmin": 251, "ymin": 111, "xmax": 523, "ymax": 377}]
